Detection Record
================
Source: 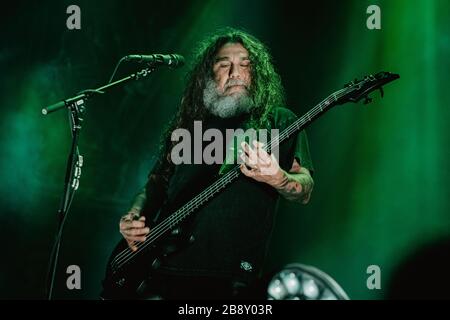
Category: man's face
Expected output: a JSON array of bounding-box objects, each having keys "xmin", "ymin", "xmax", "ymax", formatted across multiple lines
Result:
[{"xmin": 212, "ymin": 42, "xmax": 251, "ymax": 96}]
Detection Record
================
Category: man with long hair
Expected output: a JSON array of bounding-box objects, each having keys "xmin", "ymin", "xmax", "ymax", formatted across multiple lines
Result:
[{"xmin": 118, "ymin": 28, "xmax": 314, "ymax": 299}]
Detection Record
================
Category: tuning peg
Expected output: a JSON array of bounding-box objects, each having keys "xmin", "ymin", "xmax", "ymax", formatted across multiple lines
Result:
[
  {"xmin": 363, "ymin": 96, "xmax": 373, "ymax": 104},
  {"xmin": 379, "ymin": 87, "xmax": 384, "ymax": 98}
]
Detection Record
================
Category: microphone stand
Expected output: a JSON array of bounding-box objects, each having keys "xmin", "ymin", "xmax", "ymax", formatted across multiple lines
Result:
[{"xmin": 44, "ymin": 65, "xmax": 156, "ymax": 300}]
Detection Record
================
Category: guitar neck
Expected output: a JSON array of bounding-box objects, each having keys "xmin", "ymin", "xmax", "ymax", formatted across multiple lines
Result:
[{"xmin": 269, "ymin": 91, "xmax": 343, "ymax": 151}]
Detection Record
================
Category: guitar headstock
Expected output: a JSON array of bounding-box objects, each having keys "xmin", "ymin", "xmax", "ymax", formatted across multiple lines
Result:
[{"xmin": 337, "ymin": 71, "xmax": 400, "ymax": 105}]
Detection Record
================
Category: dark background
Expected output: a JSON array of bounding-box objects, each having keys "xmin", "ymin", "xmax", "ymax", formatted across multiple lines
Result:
[{"xmin": 1, "ymin": 0, "xmax": 449, "ymax": 299}]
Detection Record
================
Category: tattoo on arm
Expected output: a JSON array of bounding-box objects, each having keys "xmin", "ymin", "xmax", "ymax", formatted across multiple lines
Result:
[{"xmin": 274, "ymin": 159, "xmax": 314, "ymax": 204}]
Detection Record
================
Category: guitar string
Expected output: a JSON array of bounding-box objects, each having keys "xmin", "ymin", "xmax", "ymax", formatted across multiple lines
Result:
[{"xmin": 111, "ymin": 87, "xmax": 349, "ymax": 270}]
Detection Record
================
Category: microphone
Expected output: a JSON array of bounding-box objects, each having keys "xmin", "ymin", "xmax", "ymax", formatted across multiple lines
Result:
[{"xmin": 123, "ymin": 53, "xmax": 185, "ymax": 68}]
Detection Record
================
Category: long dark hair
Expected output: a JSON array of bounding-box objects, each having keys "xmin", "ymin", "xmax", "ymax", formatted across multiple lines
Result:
[{"xmin": 154, "ymin": 27, "xmax": 286, "ymax": 181}]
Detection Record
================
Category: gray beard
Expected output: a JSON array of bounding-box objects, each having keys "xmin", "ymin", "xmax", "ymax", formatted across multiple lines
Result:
[{"xmin": 203, "ymin": 78, "xmax": 254, "ymax": 118}]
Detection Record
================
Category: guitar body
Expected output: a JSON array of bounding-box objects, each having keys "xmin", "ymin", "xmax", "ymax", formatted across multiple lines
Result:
[{"xmin": 101, "ymin": 224, "xmax": 193, "ymax": 300}]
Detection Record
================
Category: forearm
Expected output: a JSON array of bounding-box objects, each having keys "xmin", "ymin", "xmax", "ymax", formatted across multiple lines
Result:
[
  {"xmin": 272, "ymin": 168, "xmax": 314, "ymax": 204},
  {"xmin": 128, "ymin": 187, "xmax": 147, "ymax": 215},
  {"xmin": 128, "ymin": 174, "xmax": 169, "ymax": 221}
]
